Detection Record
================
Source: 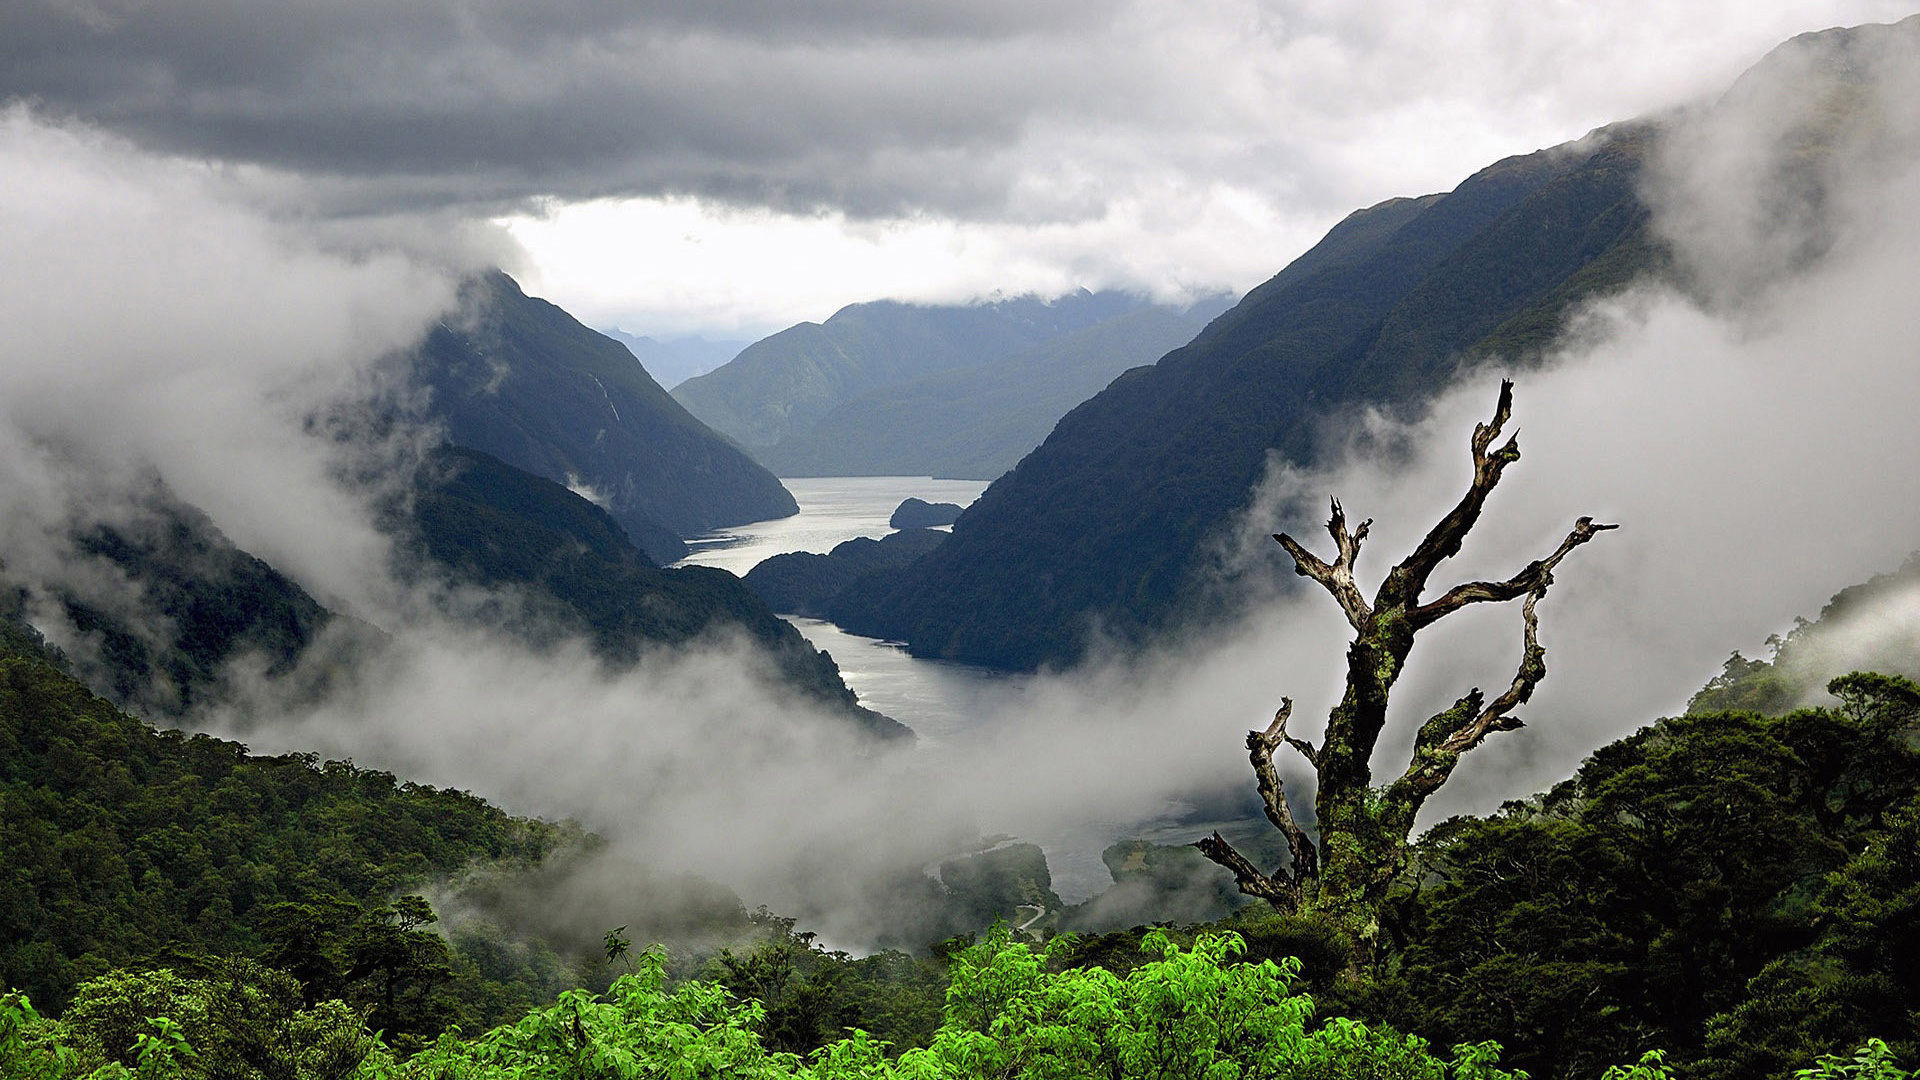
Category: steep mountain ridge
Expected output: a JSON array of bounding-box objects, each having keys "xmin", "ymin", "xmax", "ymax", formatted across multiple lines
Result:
[
  {"xmin": 0, "ymin": 482, "xmax": 351, "ymax": 720},
  {"xmin": 413, "ymin": 271, "xmax": 797, "ymax": 564},
  {"xmin": 831, "ymin": 128, "xmax": 1656, "ymax": 669}
]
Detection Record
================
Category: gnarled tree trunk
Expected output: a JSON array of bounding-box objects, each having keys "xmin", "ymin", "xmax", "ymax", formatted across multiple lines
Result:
[{"xmin": 1195, "ymin": 381, "xmax": 1614, "ymax": 963}]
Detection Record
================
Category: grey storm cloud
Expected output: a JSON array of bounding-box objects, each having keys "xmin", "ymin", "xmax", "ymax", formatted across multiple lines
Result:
[
  {"xmin": 1, "ymin": 0, "xmax": 1131, "ymax": 216},
  {"xmin": 8, "ymin": 0, "xmax": 1910, "ymax": 223}
]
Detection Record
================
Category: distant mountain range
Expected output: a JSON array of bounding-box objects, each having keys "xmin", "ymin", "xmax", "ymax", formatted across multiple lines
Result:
[
  {"xmin": 599, "ymin": 329, "xmax": 746, "ymax": 390},
  {"xmin": 754, "ymin": 299, "xmax": 1230, "ymax": 480},
  {"xmin": 413, "ymin": 271, "xmax": 796, "ymax": 564},
  {"xmin": 670, "ymin": 290, "xmax": 1165, "ymax": 458}
]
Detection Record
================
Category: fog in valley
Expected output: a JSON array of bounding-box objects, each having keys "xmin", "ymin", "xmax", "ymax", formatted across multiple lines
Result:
[{"xmin": 4, "ymin": 22, "xmax": 1920, "ymax": 952}]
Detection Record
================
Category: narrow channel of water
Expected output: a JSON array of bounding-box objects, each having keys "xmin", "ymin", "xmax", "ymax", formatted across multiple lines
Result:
[
  {"xmin": 673, "ymin": 477, "xmax": 1015, "ymax": 743},
  {"xmin": 672, "ymin": 477, "xmax": 1171, "ymax": 900}
]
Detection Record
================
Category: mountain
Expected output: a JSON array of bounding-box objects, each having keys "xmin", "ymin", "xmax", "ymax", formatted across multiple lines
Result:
[
  {"xmin": 412, "ymin": 271, "xmax": 797, "ymax": 564},
  {"xmin": 0, "ymin": 450, "xmax": 897, "ymax": 739},
  {"xmin": 824, "ymin": 18, "xmax": 1920, "ymax": 673},
  {"xmin": 829, "ymin": 125, "xmax": 1660, "ymax": 669},
  {"xmin": 396, "ymin": 446, "xmax": 908, "ymax": 739},
  {"xmin": 754, "ymin": 299, "xmax": 1231, "ymax": 479},
  {"xmin": 599, "ymin": 329, "xmax": 746, "ymax": 390},
  {"xmin": 669, "ymin": 290, "xmax": 1158, "ymax": 454}
]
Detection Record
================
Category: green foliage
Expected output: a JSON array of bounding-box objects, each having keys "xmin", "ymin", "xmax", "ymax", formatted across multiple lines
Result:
[
  {"xmin": 352, "ymin": 929, "xmax": 1535, "ymax": 1079},
  {"xmin": 707, "ymin": 919, "xmax": 945, "ymax": 1056},
  {"xmin": 16, "ymin": 929, "xmax": 1911, "ymax": 1080},
  {"xmin": 6, "ymin": 960, "xmax": 378, "ymax": 1079},
  {"xmin": 1827, "ymin": 672, "xmax": 1920, "ymax": 738},
  {"xmin": 0, "ymin": 634, "xmax": 567, "ymax": 1024},
  {"xmin": 600, "ymin": 929, "xmax": 632, "ymax": 973},
  {"xmin": 1381, "ymin": 701, "xmax": 1920, "ymax": 1078},
  {"xmin": 1795, "ymin": 1040, "xmax": 1919, "ymax": 1080}
]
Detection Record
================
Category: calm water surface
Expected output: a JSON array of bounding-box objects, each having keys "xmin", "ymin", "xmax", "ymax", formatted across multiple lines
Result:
[{"xmin": 676, "ymin": 476, "xmax": 991, "ymax": 577}]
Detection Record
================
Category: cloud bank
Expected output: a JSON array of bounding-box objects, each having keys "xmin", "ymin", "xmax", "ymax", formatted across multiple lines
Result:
[
  {"xmin": 8, "ymin": 1, "xmax": 1914, "ymax": 339},
  {"xmin": 6, "ymin": 14, "xmax": 1920, "ymax": 950}
]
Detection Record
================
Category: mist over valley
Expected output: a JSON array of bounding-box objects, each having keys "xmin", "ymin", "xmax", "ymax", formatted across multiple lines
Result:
[{"xmin": 6, "ymin": 8, "xmax": 1920, "ymax": 1078}]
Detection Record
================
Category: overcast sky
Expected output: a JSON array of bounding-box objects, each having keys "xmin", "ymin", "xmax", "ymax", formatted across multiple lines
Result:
[{"xmin": 5, "ymin": 1, "xmax": 1915, "ymax": 336}]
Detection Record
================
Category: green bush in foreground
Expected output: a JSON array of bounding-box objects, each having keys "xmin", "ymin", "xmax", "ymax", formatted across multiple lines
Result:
[
  {"xmin": 8, "ymin": 930, "xmax": 1912, "ymax": 1079},
  {"xmin": 375, "ymin": 928, "xmax": 1527, "ymax": 1080}
]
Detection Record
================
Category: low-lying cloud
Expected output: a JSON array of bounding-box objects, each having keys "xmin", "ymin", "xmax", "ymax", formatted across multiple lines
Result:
[
  {"xmin": 7, "ymin": 16, "xmax": 1920, "ymax": 954},
  {"xmin": 4, "ymin": 0, "xmax": 1905, "ymax": 228}
]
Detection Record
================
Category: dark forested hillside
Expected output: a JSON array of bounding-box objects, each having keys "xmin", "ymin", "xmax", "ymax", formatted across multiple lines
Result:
[
  {"xmin": 832, "ymin": 127, "xmax": 1659, "ymax": 669},
  {"xmin": 0, "ymin": 482, "xmax": 360, "ymax": 722},
  {"xmin": 670, "ymin": 290, "xmax": 1158, "ymax": 454},
  {"xmin": 395, "ymin": 446, "xmax": 907, "ymax": 738},
  {"xmin": 412, "ymin": 271, "xmax": 797, "ymax": 565},
  {"xmin": 1377, "ymin": 692, "xmax": 1920, "ymax": 1079},
  {"xmin": 0, "ymin": 616, "xmax": 569, "ymax": 1021}
]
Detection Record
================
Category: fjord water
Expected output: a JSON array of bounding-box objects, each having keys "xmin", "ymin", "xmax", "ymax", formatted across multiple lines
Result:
[
  {"xmin": 675, "ymin": 478, "xmax": 1141, "ymax": 897},
  {"xmin": 674, "ymin": 476, "xmax": 1017, "ymax": 745},
  {"xmin": 676, "ymin": 476, "xmax": 990, "ymax": 576}
]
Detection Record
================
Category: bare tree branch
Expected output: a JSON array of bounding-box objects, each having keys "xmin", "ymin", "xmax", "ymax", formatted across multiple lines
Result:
[
  {"xmin": 1197, "ymin": 696, "xmax": 1321, "ymax": 896},
  {"xmin": 1390, "ymin": 585, "xmax": 1557, "ymax": 810},
  {"xmin": 1408, "ymin": 516, "xmax": 1618, "ymax": 629},
  {"xmin": 1274, "ymin": 498, "xmax": 1373, "ymax": 631},
  {"xmin": 1247, "ymin": 698, "xmax": 1319, "ymax": 882},
  {"xmin": 1194, "ymin": 832, "xmax": 1301, "ymax": 906},
  {"xmin": 1377, "ymin": 380, "xmax": 1523, "ymax": 610}
]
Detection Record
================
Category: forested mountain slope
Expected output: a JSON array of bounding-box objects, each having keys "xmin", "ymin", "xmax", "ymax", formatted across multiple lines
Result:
[
  {"xmin": 1691, "ymin": 551, "xmax": 1920, "ymax": 716},
  {"xmin": 755, "ymin": 301, "xmax": 1229, "ymax": 480},
  {"xmin": 396, "ymin": 446, "xmax": 906, "ymax": 738},
  {"xmin": 0, "ymin": 450, "xmax": 892, "ymax": 739},
  {"xmin": 832, "ymin": 126, "xmax": 1658, "ymax": 669},
  {"xmin": 0, "ymin": 615, "xmax": 570, "ymax": 1021},
  {"xmin": 670, "ymin": 290, "xmax": 1156, "ymax": 453},
  {"xmin": 412, "ymin": 271, "xmax": 796, "ymax": 565}
]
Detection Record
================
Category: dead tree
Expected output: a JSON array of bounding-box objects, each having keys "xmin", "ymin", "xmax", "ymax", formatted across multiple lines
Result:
[{"xmin": 1194, "ymin": 381, "xmax": 1614, "ymax": 958}]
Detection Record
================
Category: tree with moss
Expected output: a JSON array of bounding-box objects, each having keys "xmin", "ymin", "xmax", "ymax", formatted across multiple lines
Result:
[{"xmin": 1194, "ymin": 381, "xmax": 1614, "ymax": 962}]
